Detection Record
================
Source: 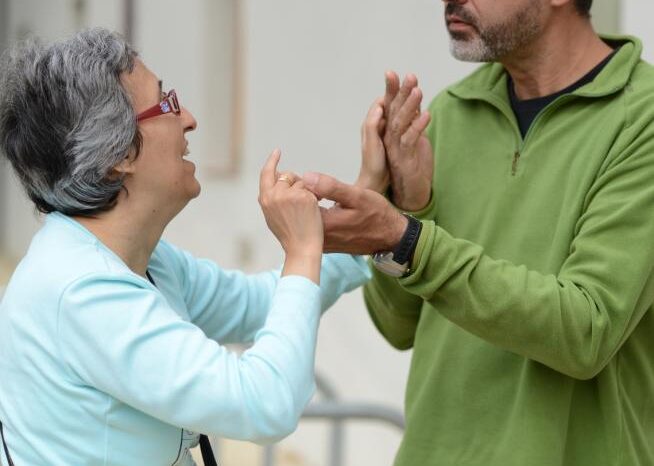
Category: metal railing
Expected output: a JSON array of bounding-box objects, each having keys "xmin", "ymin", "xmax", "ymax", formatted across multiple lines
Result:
[{"xmin": 262, "ymin": 373, "xmax": 404, "ymax": 466}]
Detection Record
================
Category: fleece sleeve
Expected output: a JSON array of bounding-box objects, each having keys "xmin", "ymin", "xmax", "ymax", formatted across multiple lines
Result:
[{"xmin": 399, "ymin": 124, "xmax": 654, "ymax": 380}]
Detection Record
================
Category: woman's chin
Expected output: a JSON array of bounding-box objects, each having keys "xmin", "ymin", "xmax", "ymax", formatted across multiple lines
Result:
[{"xmin": 189, "ymin": 179, "xmax": 202, "ymax": 199}]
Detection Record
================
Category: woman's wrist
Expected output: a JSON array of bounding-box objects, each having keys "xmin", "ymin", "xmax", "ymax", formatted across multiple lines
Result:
[{"xmin": 282, "ymin": 248, "xmax": 323, "ymax": 285}]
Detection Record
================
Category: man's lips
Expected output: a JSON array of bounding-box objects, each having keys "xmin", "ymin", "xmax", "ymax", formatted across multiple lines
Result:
[
  {"xmin": 447, "ymin": 15, "xmax": 471, "ymax": 25},
  {"xmin": 446, "ymin": 16, "xmax": 476, "ymax": 33}
]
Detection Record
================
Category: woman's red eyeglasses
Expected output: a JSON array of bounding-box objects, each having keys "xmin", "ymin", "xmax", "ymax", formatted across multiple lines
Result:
[{"xmin": 136, "ymin": 90, "xmax": 181, "ymax": 122}]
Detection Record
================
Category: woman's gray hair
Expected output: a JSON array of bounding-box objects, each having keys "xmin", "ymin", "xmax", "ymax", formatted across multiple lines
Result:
[{"xmin": 0, "ymin": 28, "xmax": 140, "ymax": 216}]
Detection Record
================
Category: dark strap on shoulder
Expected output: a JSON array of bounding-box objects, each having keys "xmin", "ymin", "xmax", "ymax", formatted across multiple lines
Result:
[
  {"xmin": 199, "ymin": 434, "xmax": 217, "ymax": 466},
  {"xmin": 145, "ymin": 270, "xmax": 157, "ymax": 287},
  {"xmin": 0, "ymin": 421, "xmax": 15, "ymax": 466}
]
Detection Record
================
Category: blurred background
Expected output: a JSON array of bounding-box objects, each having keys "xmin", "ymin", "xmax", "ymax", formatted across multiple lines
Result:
[{"xmin": 0, "ymin": 1, "xmax": 648, "ymax": 464}]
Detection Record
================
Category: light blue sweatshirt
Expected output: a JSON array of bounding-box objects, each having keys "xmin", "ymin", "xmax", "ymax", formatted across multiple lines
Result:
[{"xmin": 0, "ymin": 212, "xmax": 370, "ymax": 465}]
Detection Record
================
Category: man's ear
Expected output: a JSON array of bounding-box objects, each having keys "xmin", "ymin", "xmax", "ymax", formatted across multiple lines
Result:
[{"xmin": 550, "ymin": 0, "xmax": 573, "ymax": 7}]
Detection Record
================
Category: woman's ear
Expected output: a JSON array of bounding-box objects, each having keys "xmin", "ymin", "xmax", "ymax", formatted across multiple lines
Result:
[{"xmin": 112, "ymin": 151, "xmax": 138, "ymax": 176}]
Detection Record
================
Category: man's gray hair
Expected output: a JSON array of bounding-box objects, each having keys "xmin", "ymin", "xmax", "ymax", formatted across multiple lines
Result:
[{"xmin": 0, "ymin": 28, "xmax": 140, "ymax": 216}]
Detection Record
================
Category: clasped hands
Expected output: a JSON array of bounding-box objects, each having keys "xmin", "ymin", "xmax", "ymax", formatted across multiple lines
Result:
[{"xmin": 259, "ymin": 72, "xmax": 434, "ymax": 258}]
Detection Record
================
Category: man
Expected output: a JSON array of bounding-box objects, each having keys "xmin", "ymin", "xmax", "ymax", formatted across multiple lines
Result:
[{"xmin": 303, "ymin": 0, "xmax": 654, "ymax": 465}]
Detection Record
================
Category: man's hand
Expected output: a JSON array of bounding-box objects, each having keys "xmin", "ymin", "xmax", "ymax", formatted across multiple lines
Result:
[
  {"xmin": 383, "ymin": 71, "xmax": 434, "ymax": 211},
  {"xmin": 355, "ymin": 97, "xmax": 390, "ymax": 193},
  {"xmin": 303, "ymin": 172, "xmax": 408, "ymax": 255}
]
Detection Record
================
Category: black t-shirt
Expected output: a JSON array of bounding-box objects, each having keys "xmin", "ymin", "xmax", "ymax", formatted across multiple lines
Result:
[{"xmin": 508, "ymin": 48, "xmax": 619, "ymax": 138}]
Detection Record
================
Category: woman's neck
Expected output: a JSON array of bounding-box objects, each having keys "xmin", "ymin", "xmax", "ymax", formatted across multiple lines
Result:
[{"xmin": 74, "ymin": 200, "xmax": 170, "ymax": 277}]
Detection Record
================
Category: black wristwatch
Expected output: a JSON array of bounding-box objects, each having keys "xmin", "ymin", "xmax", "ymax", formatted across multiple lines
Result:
[{"xmin": 372, "ymin": 214, "xmax": 422, "ymax": 277}]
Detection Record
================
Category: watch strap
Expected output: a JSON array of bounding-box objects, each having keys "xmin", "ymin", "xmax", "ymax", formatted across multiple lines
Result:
[{"xmin": 392, "ymin": 214, "xmax": 423, "ymax": 265}]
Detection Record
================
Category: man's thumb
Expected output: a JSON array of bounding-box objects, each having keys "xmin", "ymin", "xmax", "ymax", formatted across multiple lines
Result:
[
  {"xmin": 303, "ymin": 172, "xmax": 356, "ymax": 206},
  {"xmin": 303, "ymin": 172, "xmax": 321, "ymax": 190}
]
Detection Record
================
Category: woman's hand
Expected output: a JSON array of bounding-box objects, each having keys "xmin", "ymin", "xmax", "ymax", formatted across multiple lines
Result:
[
  {"xmin": 355, "ymin": 97, "xmax": 390, "ymax": 193},
  {"xmin": 259, "ymin": 149, "xmax": 323, "ymax": 284}
]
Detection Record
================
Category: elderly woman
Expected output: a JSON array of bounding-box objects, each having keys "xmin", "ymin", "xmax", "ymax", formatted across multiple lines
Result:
[{"xmin": 0, "ymin": 28, "xmax": 369, "ymax": 465}]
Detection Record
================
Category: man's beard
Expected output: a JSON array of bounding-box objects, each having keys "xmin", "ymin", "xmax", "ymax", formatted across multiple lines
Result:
[{"xmin": 446, "ymin": 2, "xmax": 543, "ymax": 62}]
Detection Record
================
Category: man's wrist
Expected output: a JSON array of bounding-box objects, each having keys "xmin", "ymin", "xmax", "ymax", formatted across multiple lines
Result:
[
  {"xmin": 388, "ymin": 182, "xmax": 431, "ymax": 212},
  {"xmin": 391, "ymin": 214, "xmax": 422, "ymax": 265},
  {"xmin": 389, "ymin": 212, "xmax": 409, "ymax": 250},
  {"xmin": 372, "ymin": 214, "xmax": 422, "ymax": 278},
  {"xmin": 392, "ymin": 192, "xmax": 431, "ymax": 212}
]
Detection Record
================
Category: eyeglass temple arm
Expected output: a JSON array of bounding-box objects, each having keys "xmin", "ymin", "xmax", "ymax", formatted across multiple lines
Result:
[{"xmin": 136, "ymin": 105, "xmax": 164, "ymax": 122}]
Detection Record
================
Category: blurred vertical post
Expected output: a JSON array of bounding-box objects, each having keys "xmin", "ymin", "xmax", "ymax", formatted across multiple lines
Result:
[
  {"xmin": 124, "ymin": 0, "xmax": 134, "ymax": 44},
  {"xmin": 0, "ymin": 0, "xmax": 6, "ymax": 49}
]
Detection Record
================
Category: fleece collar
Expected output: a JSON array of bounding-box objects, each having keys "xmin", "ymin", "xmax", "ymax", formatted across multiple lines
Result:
[{"xmin": 446, "ymin": 35, "xmax": 643, "ymax": 104}]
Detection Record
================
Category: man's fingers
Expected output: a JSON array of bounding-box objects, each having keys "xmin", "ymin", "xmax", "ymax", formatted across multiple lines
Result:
[
  {"xmin": 384, "ymin": 71, "xmax": 400, "ymax": 117},
  {"xmin": 259, "ymin": 149, "xmax": 281, "ymax": 194},
  {"xmin": 414, "ymin": 111, "xmax": 432, "ymax": 134},
  {"xmin": 389, "ymin": 74, "xmax": 418, "ymax": 118},
  {"xmin": 390, "ymin": 87, "xmax": 424, "ymax": 140},
  {"xmin": 400, "ymin": 111, "xmax": 432, "ymax": 152},
  {"xmin": 303, "ymin": 172, "xmax": 361, "ymax": 208},
  {"xmin": 291, "ymin": 180, "xmax": 316, "ymax": 199}
]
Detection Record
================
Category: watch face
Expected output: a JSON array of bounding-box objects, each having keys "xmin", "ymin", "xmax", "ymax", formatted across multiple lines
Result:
[{"xmin": 372, "ymin": 252, "xmax": 408, "ymax": 278}]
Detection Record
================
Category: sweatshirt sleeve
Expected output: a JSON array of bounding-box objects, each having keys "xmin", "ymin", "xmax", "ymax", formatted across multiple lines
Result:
[
  {"xmin": 57, "ymin": 273, "xmax": 321, "ymax": 444},
  {"xmin": 364, "ymin": 266, "xmax": 423, "ymax": 350},
  {"xmin": 399, "ymin": 125, "xmax": 654, "ymax": 379},
  {"xmin": 160, "ymin": 243, "xmax": 370, "ymax": 344}
]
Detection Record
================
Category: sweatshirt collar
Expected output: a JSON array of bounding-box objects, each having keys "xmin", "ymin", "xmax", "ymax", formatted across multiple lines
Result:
[{"xmin": 447, "ymin": 35, "xmax": 642, "ymax": 103}]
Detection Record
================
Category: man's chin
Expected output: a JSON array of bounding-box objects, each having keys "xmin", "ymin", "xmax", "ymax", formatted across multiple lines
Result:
[
  {"xmin": 447, "ymin": 24, "xmax": 476, "ymax": 41},
  {"xmin": 449, "ymin": 38, "xmax": 492, "ymax": 63}
]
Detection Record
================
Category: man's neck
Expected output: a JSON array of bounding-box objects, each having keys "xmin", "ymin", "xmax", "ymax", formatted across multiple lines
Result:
[{"xmin": 503, "ymin": 17, "xmax": 613, "ymax": 100}]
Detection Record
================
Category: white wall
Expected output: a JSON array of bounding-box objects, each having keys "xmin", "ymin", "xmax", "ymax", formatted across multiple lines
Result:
[
  {"xmin": 622, "ymin": 0, "xmax": 654, "ymax": 62},
  {"xmin": 0, "ymin": 0, "xmax": 125, "ymax": 262}
]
